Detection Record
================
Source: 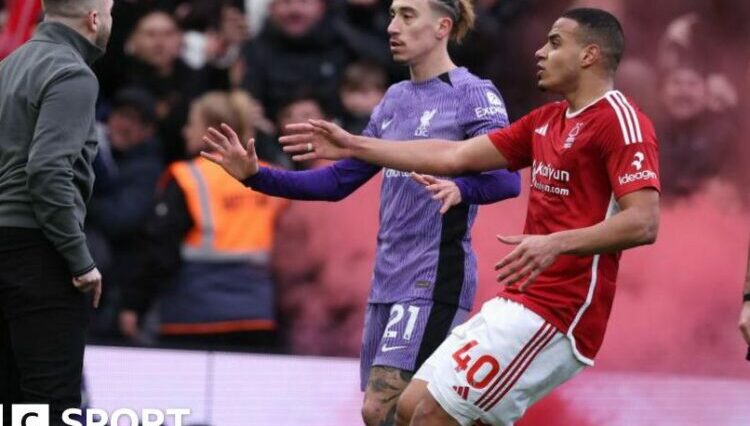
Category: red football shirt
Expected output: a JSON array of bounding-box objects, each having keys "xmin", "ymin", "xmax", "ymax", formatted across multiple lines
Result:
[{"xmin": 488, "ymin": 90, "xmax": 660, "ymax": 364}]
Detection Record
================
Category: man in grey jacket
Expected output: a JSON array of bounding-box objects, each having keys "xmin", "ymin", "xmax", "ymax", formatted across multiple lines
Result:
[{"xmin": 0, "ymin": 0, "xmax": 113, "ymax": 422}]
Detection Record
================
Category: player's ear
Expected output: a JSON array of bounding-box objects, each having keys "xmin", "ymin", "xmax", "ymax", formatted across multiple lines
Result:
[
  {"xmin": 84, "ymin": 8, "xmax": 99, "ymax": 34},
  {"xmin": 436, "ymin": 16, "xmax": 452, "ymax": 40},
  {"xmin": 580, "ymin": 44, "xmax": 600, "ymax": 69}
]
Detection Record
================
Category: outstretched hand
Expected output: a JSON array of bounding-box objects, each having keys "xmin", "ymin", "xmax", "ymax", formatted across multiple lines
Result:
[
  {"xmin": 411, "ymin": 173, "xmax": 462, "ymax": 214},
  {"xmin": 278, "ymin": 119, "xmax": 356, "ymax": 162},
  {"xmin": 494, "ymin": 234, "xmax": 562, "ymax": 291},
  {"xmin": 200, "ymin": 123, "xmax": 259, "ymax": 181}
]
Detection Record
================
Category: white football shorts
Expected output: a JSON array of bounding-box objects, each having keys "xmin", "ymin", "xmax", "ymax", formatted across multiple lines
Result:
[{"xmin": 414, "ymin": 297, "xmax": 586, "ymax": 425}]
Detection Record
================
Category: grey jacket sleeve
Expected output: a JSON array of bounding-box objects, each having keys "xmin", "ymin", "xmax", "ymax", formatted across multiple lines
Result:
[{"xmin": 26, "ymin": 65, "xmax": 97, "ymax": 276}]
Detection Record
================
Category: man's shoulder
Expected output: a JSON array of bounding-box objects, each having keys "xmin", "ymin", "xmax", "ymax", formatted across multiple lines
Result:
[
  {"xmin": 455, "ymin": 76, "xmax": 503, "ymax": 102},
  {"xmin": 376, "ymin": 81, "xmax": 409, "ymax": 111},
  {"xmin": 383, "ymin": 81, "xmax": 409, "ymax": 97},
  {"xmin": 520, "ymin": 101, "xmax": 566, "ymax": 125},
  {"xmin": 24, "ymin": 38, "xmax": 95, "ymax": 77},
  {"xmin": 0, "ymin": 39, "xmax": 96, "ymax": 99},
  {"xmin": 442, "ymin": 71, "xmax": 497, "ymax": 107},
  {"xmin": 590, "ymin": 91, "xmax": 655, "ymax": 145}
]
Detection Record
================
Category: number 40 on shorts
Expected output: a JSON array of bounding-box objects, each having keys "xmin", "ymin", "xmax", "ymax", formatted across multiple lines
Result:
[{"xmin": 452, "ymin": 340, "xmax": 501, "ymax": 389}]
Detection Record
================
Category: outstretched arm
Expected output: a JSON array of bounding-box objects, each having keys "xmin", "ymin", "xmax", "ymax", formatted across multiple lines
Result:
[
  {"xmin": 280, "ymin": 120, "xmax": 510, "ymax": 176},
  {"xmin": 244, "ymin": 159, "xmax": 380, "ymax": 201},
  {"xmin": 201, "ymin": 123, "xmax": 379, "ymax": 201}
]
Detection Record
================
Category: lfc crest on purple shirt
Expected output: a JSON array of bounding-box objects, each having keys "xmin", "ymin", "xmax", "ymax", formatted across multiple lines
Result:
[{"xmin": 415, "ymin": 109, "xmax": 438, "ymax": 137}]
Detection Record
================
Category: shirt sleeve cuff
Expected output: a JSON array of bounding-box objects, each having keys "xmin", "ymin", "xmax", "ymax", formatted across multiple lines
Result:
[
  {"xmin": 63, "ymin": 242, "xmax": 96, "ymax": 277},
  {"xmin": 614, "ymin": 182, "xmax": 661, "ymax": 200},
  {"xmin": 454, "ymin": 178, "xmax": 471, "ymax": 202},
  {"xmin": 487, "ymin": 133, "xmax": 523, "ymax": 172},
  {"xmin": 242, "ymin": 167, "xmax": 268, "ymax": 187}
]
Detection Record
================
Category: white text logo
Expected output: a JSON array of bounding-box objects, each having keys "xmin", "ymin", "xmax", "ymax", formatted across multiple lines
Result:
[
  {"xmin": 618, "ymin": 170, "xmax": 657, "ymax": 185},
  {"xmin": 9, "ymin": 405, "xmax": 48, "ymax": 426},
  {"xmin": 532, "ymin": 160, "xmax": 570, "ymax": 183},
  {"xmin": 415, "ymin": 109, "xmax": 437, "ymax": 137},
  {"xmin": 486, "ymin": 91, "xmax": 503, "ymax": 106},
  {"xmin": 62, "ymin": 408, "xmax": 190, "ymax": 426},
  {"xmin": 384, "ymin": 168, "xmax": 411, "ymax": 178},
  {"xmin": 531, "ymin": 160, "xmax": 571, "ymax": 196},
  {"xmin": 475, "ymin": 92, "xmax": 506, "ymax": 119},
  {"xmin": 0, "ymin": 405, "xmax": 191, "ymax": 426},
  {"xmin": 532, "ymin": 181, "xmax": 570, "ymax": 196}
]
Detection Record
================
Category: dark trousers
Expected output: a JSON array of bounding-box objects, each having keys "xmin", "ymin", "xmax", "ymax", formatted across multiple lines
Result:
[{"xmin": 0, "ymin": 228, "xmax": 88, "ymax": 425}]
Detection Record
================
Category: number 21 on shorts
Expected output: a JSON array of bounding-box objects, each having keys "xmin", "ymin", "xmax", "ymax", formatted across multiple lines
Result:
[
  {"xmin": 452, "ymin": 340, "xmax": 501, "ymax": 389},
  {"xmin": 383, "ymin": 304, "xmax": 421, "ymax": 340}
]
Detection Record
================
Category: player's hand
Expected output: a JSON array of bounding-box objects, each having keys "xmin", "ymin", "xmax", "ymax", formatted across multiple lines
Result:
[
  {"xmin": 73, "ymin": 267, "xmax": 102, "ymax": 308},
  {"xmin": 411, "ymin": 173, "xmax": 462, "ymax": 214},
  {"xmin": 200, "ymin": 123, "xmax": 259, "ymax": 180},
  {"xmin": 119, "ymin": 310, "xmax": 140, "ymax": 339},
  {"xmin": 278, "ymin": 119, "xmax": 355, "ymax": 162},
  {"xmin": 494, "ymin": 235, "xmax": 562, "ymax": 291},
  {"xmin": 739, "ymin": 303, "xmax": 750, "ymax": 345}
]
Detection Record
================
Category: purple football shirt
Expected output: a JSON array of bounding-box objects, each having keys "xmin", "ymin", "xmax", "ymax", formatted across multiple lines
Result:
[
  {"xmin": 364, "ymin": 67, "xmax": 509, "ymax": 309},
  {"xmin": 245, "ymin": 67, "xmax": 516, "ymax": 310}
]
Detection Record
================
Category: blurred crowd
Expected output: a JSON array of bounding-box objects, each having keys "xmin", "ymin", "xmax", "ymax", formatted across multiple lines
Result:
[{"xmin": 0, "ymin": 0, "xmax": 748, "ymax": 356}]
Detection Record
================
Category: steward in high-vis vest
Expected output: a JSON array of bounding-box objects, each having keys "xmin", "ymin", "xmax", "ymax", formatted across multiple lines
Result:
[
  {"xmin": 119, "ymin": 90, "xmax": 288, "ymax": 348},
  {"xmin": 121, "ymin": 155, "xmax": 286, "ymax": 348}
]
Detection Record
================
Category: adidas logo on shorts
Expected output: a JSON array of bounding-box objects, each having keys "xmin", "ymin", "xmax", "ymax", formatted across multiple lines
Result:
[{"xmin": 452, "ymin": 385, "xmax": 469, "ymax": 400}]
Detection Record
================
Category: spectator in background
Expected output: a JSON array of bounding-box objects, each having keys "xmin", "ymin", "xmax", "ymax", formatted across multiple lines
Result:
[
  {"xmin": 175, "ymin": 0, "xmax": 251, "ymax": 86},
  {"xmin": 271, "ymin": 93, "xmax": 331, "ymax": 169},
  {"xmin": 448, "ymin": 0, "xmax": 526, "ymax": 81},
  {"xmin": 657, "ymin": 0, "xmax": 750, "ymax": 114},
  {"xmin": 615, "ymin": 57, "xmax": 659, "ymax": 116},
  {"xmin": 332, "ymin": 0, "xmax": 407, "ymax": 81},
  {"xmin": 338, "ymin": 61, "xmax": 387, "ymax": 135},
  {"xmin": 655, "ymin": 62, "xmax": 738, "ymax": 199},
  {"xmin": 116, "ymin": 10, "xmax": 227, "ymax": 164},
  {"xmin": 86, "ymin": 87, "xmax": 164, "ymax": 341},
  {"xmin": 240, "ymin": 0, "xmax": 391, "ymax": 119},
  {"xmin": 334, "ymin": 0, "xmax": 389, "ymax": 42},
  {"xmin": 119, "ymin": 90, "xmax": 286, "ymax": 351}
]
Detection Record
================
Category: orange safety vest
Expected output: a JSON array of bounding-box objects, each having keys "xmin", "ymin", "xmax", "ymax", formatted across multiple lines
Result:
[{"xmin": 169, "ymin": 157, "xmax": 286, "ymax": 266}]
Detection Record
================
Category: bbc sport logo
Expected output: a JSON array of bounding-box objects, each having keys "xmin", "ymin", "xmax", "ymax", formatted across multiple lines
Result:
[
  {"xmin": 3, "ymin": 405, "xmax": 48, "ymax": 426},
  {"xmin": 0, "ymin": 405, "xmax": 190, "ymax": 426}
]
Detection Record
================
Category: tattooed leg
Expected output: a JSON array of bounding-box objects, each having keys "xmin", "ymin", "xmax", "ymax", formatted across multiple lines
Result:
[{"xmin": 362, "ymin": 366, "xmax": 414, "ymax": 426}]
